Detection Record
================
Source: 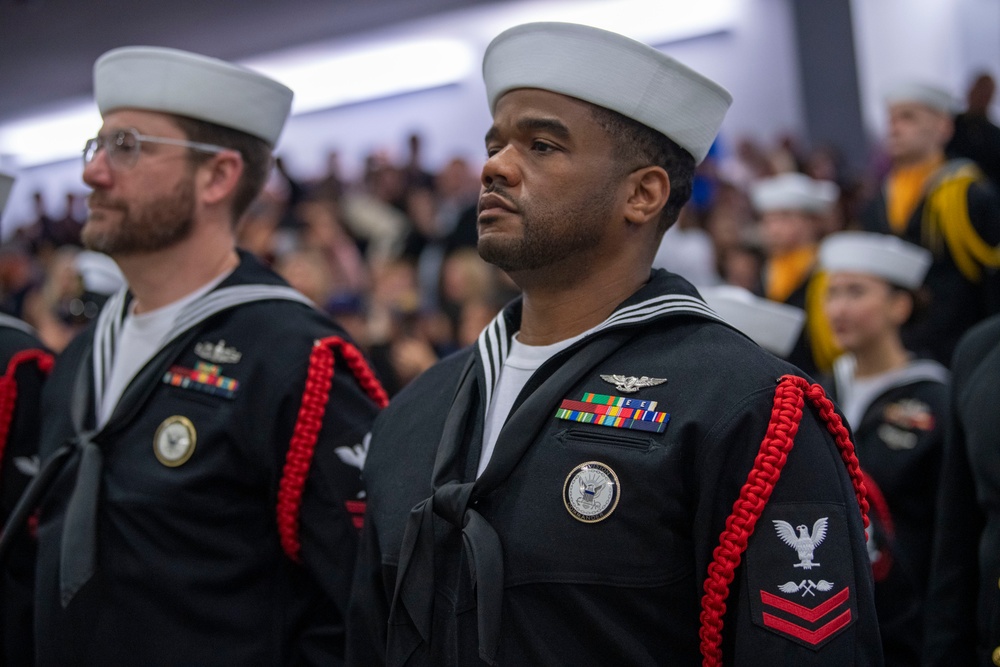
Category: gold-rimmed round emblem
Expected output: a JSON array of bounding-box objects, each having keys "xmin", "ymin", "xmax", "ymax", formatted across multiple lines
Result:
[
  {"xmin": 563, "ymin": 461, "xmax": 620, "ymax": 523},
  {"xmin": 153, "ymin": 416, "xmax": 197, "ymax": 467}
]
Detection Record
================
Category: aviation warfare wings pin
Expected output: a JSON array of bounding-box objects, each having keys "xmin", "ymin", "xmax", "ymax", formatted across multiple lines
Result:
[{"xmin": 599, "ymin": 374, "xmax": 667, "ymax": 394}]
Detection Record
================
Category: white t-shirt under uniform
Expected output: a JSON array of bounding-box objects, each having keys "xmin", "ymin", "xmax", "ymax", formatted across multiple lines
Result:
[{"xmin": 477, "ymin": 329, "xmax": 589, "ymax": 477}]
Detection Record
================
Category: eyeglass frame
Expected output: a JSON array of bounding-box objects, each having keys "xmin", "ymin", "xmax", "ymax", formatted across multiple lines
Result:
[{"xmin": 82, "ymin": 128, "xmax": 233, "ymax": 169}]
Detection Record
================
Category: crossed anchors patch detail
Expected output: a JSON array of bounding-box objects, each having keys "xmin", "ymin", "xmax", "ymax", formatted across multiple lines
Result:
[{"xmin": 746, "ymin": 503, "xmax": 857, "ymax": 650}]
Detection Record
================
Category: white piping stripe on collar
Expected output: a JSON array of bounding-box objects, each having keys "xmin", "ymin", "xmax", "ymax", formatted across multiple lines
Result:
[
  {"xmin": 475, "ymin": 293, "xmax": 724, "ymax": 420},
  {"xmin": 0, "ymin": 312, "xmax": 40, "ymax": 338},
  {"xmin": 477, "ymin": 311, "xmax": 509, "ymax": 412},
  {"xmin": 599, "ymin": 294, "xmax": 722, "ymax": 331},
  {"xmin": 92, "ymin": 284, "xmax": 313, "ymax": 419},
  {"xmin": 92, "ymin": 287, "xmax": 128, "ymax": 412},
  {"xmin": 170, "ymin": 286, "xmax": 312, "ymax": 338},
  {"xmin": 835, "ymin": 354, "xmax": 950, "ymax": 394}
]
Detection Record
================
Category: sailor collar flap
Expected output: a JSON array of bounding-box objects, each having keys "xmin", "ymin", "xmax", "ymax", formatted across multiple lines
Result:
[
  {"xmin": 387, "ymin": 270, "xmax": 733, "ymax": 665},
  {"xmin": 475, "ymin": 270, "xmax": 727, "ymax": 421}
]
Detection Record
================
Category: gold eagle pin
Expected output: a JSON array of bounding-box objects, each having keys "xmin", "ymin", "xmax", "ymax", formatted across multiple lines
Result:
[{"xmin": 153, "ymin": 416, "xmax": 197, "ymax": 467}]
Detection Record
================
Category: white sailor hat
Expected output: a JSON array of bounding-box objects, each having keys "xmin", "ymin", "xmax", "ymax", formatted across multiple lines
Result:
[
  {"xmin": 94, "ymin": 46, "xmax": 293, "ymax": 146},
  {"xmin": 482, "ymin": 22, "xmax": 732, "ymax": 164},
  {"xmin": 74, "ymin": 250, "xmax": 126, "ymax": 295},
  {"xmin": 0, "ymin": 172, "xmax": 13, "ymax": 216},
  {"xmin": 701, "ymin": 285, "xmax": 805, "ymax": 357},
  {"xmin": 884, "ymin": 81, "xmax": 955, "ymax": 114},
  {"xmin": 750, "ymin": 172, "xmax": 839, "ymax": 215},
  {"xmin": 819, "ymin": 231, "xmax": 932, "ymax": 289}
]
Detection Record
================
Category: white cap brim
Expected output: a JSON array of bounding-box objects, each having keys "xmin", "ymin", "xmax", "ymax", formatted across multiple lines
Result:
[
  {"xmin": 701, "ymin": 285, "xmax": 805, "ymax": 357},
  {"xmin": 74, "ymin": 250, "xmax": 126, "ymax": 295},
  {"xmin": 751, "ymin": 172, "xmax": 839, "ymax": 214},
  {"xmin": 884, "ymin": 82, "xmax": 955, "ymax": 114},
  {"xmin": 95, "ymin": 46, "xmax": 293, "ymax": 146},
  {"xmin": 483, "ymin": 22, "xmax": 732, "ymax": 163},
  {"xmin": 819, "ymin": 231, "xmax": 932, "ymax": 289}
]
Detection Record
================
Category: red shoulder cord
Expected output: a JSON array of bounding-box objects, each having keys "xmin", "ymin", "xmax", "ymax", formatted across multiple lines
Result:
[
  {"xmin": 0, "ymin": 349, "xmax": 54, "ymax": 478},
  {"xmin": 860, "ymin": 470, "xmax": 895, "ymax": 582},
  {"xmin": 698, "ymin": 374, "xmax": 870, "ymax": 667},
  {"xmin": 276, "ymin": 336, "xmax": 388, "ymax": 563}
]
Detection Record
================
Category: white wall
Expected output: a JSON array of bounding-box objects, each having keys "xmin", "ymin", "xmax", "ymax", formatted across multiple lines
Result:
[
  {"xmin": 851, "ymin": 0, "xmax": 1000, "ymax": 141},
  {"xmin": 1, "ymin": 0, "xmax": 808, "ymax": 237},
  {"xmin": 663, "ymin": 0, "xmax": 805, "ymax": 150}
]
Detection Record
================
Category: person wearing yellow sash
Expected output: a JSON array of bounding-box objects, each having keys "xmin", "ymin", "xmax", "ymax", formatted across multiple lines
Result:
[
  {"xmin": 861, "ymin": 82, "xmax": 1000, "ymax": 365},
  {"xmin": 751, "ymin": 171, "xmax": 841, "ymax": 376}
]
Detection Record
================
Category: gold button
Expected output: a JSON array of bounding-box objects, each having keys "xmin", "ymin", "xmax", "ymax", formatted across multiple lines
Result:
[{"xmin": 992, "ymin": 646, "xmax": 1000, "ymax": 666}]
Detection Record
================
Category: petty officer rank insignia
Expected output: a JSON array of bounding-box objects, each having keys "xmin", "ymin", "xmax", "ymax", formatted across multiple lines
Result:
[
  {"xmin": 745, "ymin": 502, "xmax": 856, "ymax": 649},
  {"xmin": 563, "ymin": 461, "xmax": 620, "ymax": 523},
  {"xmin": 162, "ymin": 361, "xmax": 240, "ymax": 399},
  {"xmin": 154, "ymin": 415, "xmax": 197, "ymax": 467},
  {"xmin": 555, "ymin": 392, "xmax": 669, "ymax": 433}
]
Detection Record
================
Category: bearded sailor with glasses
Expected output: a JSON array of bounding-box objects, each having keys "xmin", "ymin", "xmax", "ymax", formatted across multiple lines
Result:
[{"xmin": 2, "ymin": 47, "xmax": 386, "ymax": 666}]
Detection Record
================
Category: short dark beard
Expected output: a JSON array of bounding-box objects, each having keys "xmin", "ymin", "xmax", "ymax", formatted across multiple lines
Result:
[
  {"xmin": 477, "ymin": 180, "xmax": 619, "ymax": 274},
  {"xmin": 82, "ymin": 177, "xmax": 195, "ymax": 256}
]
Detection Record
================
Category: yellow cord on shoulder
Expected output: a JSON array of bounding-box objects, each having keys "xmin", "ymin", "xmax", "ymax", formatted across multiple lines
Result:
[
  {"xmin": 922, "ymin": 163, "xmax": 1000, "ymax": 283},
  {"xmin": 805, "ymin": 270, "xmax": 842, "ymax": 374}
]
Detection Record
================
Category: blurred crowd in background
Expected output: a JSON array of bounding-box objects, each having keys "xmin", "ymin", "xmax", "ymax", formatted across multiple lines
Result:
[{"xmin": 1, "ymin": 73, "xmax": 997, "ymax": 398}]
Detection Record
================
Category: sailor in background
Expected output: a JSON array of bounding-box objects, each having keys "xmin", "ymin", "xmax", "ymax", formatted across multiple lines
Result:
[
  {"xmin": 751, "ymin": 171, "xmax": 842, "ymax": 376},
  {"xmin": 860, "ymin": 82, "xmax": 1000, "ymax": 365},
  {"xmin": 922, "ymin": 308, "xmax": 1000, "ymax": 666},
  {"xmin": 348, "ymin": 22, "xmax": 881, "ymax": 667},
  {"xmin": 819, "ymin": 231, "xmax": 945, "ymax": 665},
  {"xmin": 0, "ymin": 172, "xmax": 53, "ymax": 667},
  {"xmin": 18, "ymin": 48, "xmax": 386, "ymax": 666},
  {"xmin": 699, "ymin": 284, "xmax": 804, "ymax": 360}
]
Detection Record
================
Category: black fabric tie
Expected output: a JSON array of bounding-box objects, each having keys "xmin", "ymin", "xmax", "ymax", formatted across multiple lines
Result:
[
  {"xmin": 387, "ymin": 331, "xmax": 632, "ymax": 666},
  {"xmin": 56, "ymin": 330, "xmax": 198, "ymax": 608},
  {"xmin": 58, "ymin": 349, "xmax": 101, "ymax": 608}
]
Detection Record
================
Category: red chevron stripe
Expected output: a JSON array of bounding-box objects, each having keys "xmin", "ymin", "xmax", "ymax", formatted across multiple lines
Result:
[
  {"xmin": 345, "ymin": 500, "xmax": 366, "ymax": 530},
  {"xmin": 762, "ymin": 608, "xmax": 852, "ymax": 646},
  {"xmin": 760, "ymin": 586, "xmax": 850, "ymax": 622}
]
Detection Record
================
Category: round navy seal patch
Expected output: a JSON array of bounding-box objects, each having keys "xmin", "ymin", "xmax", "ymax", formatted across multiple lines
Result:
[
  {"xmin": 563, "ymin": 461, "xmax": 620, "ymax": 523},
  {"xmin": 154, "ymin": 415, "xmax": 197, "ymax": 467}
]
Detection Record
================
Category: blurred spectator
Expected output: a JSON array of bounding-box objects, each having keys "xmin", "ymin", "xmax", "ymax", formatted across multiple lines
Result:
[
  {"xmin": 751, "ymin": 171, "xmax": 841, "ymax": 375},
  {"xmin": 438, "ymin": 247, "xmax": 499, "ymax": 328},
  {"xmin": 719, "ymin": 242, "xmax": 765, "ymax": 293},
  {"xmin": 21, "ymin": 248, "xmax": 123, "ymax": 353},
  {"xmin": 403, "ymin": 132, "xmax": 435, "ymax": 191},
  {"xmin": 274, "ymin": 247, "xmax": 337, "ymax": 307},
  {"xmin": 653, "ymin": 205, "xmax": 720, "ymax": 286},
  {"xmin": 297, "ymin": 199, "xmax": 369, "ymax": 296},
  {"xmin": 946, "ymin": 72, "xmax": 1000, "ymax": 188},
  {"xmin": 0, "ymin": 244, "xmax": 39, "ymax": 318},
  {"xmin": 235, "ymin": 195, "xmax": 283, "ymax": 264}
]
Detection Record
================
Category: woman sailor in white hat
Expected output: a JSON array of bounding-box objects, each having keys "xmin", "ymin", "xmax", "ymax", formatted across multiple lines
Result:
[{"xmin": 820, "ymin": 230, "xmax": 948, "ymax": 664}]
